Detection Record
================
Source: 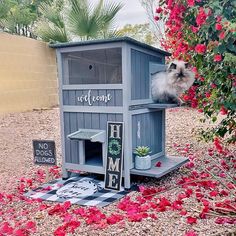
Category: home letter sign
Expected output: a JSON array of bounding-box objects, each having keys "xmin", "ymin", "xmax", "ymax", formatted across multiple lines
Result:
[{"xmin": 105, "ymin": 122, "xmax": 124, "ymax": 191}]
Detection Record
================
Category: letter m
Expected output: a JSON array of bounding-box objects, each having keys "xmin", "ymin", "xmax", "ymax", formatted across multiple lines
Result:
[{"xmin": 108, "ymin": 157, "xmax": 120, "ymax": 172}]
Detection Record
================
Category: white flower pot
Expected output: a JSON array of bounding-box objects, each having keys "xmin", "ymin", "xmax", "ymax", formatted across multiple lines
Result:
[{"xmin": 135, "ymin": 155, "xmax": 151, "ymax": 170}]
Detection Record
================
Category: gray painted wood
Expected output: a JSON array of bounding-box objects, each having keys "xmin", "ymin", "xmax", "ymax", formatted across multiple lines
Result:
[
  {"xmin": 91, "ymin": 113, "xmax": 100, "ymax": 129},
  {"xmin": 63, "ymin": 90, "xmax": 69, "ymax": 105},
  {"xmin": 56, "ymin": 51, "xmax": 69, "ymax": 179},
  {"xmin": 132, "ymin": 111, "xmax": 163, "ymax": 158},
  {"xmin": 64, "ymin": 112, "xmax": 71, "ymax": 164},
  {"xmin": 115, "ymin": 90, "xmax": 123, "ymax": 106},
  {"xmin": 99, "ymin": 113, "xmax": 108, "ymax": 130},
  {"xmin": 131, "ymin": 49, "xmax": 163, "ymax": 100},
  {"xmin": 84, "ymin": 113, "xmax": 92, "ymax": 129},
  {"xmin": 69, "ymin": 113, "xmax": 78, "ymax": 164},
  {"xmin": 68, "ymin": 90, "xmax": 76, "ymax": 105},
  {"xmin": 115, "ymin": 114, "xmax": 123, "ymax": 122},
  {"xmin": 107, "ymin": 113, "xmax": 116, "ymax": 122},
  {"xmin": 130, "ymin": 155, "xmax": 188, "ymax": 177},
  {"xmin": 64, "ymin": 112, "xmax": 123, "ymax": 164}
]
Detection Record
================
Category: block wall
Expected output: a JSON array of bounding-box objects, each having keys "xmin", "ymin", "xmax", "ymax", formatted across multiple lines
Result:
[{"xmin": 0, "ymin": 33, "xmax": 58, "ymax": 114}]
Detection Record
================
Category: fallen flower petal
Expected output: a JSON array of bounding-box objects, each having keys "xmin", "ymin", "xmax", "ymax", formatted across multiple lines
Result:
[
  {"xmin": 185, "ymin": 230, "xmax": 198, "ymax": 236},
  {"xmin": 187, "ymin": 216, "xmax": 197, "ymax": 224},
  {"xmin": 155, "ymin": 161, "xmax": 162, "ymax": 167}
]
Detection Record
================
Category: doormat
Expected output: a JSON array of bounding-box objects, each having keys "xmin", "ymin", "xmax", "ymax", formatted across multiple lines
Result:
[{"xmin": 24, "ymin": 176, "xmax": 129, "ymax": 207}]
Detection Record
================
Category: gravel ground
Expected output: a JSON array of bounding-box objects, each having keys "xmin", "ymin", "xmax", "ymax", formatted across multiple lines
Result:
[{"xmin": 0, "ymin": 107, "xmax": 235, "ymax": 236}]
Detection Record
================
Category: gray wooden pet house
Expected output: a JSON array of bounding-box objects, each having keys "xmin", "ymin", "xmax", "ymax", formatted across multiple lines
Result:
[{"xmin": 51, "ymin": 37, "xmax": 188, "ymax": 189}]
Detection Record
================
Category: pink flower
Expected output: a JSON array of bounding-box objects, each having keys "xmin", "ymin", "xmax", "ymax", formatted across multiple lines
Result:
[
  {"xmin": 214, "ymin": 54, "xmax": 222, "ymax": 62},
  {"xmin": 156, "ymin": 7, "xmax": 163, "ymax": 13},
  {"xmin": 220, "ymin": 106, "xmax": 228, "ymax": 115},
  {"xmin": 219, "ymin": 31, "xmax": 225, "ymax": 39},
  {"xmin": 185, "ymin": 230, "xmax": 198, "ymax": 236},
  {"xmin": 154, "ymin": 16, "xmax": 160, "ymax": 21},
  {"xmin": 215, "ymin": 23, "xmax": 223, "ymax": 30},
  {"xmin": 215, "ymin": 217, "xmax": 236, "ymax": 224},
  {"xmin": 216, "ymin": 16, "xmax": 222, "ymax": 22},
  {"xmin": 195, "ymin": 44, "xmax": 206, "ymax": 54},
  {"xmin": 209, "ymin": 190, "xmax": 219, "ymax": 197},
  {"xmin": 196, "ymin": 7, "xmax": 207, "ymax": 26},
  {"xmin": 187, "ymin": 0, "xmax": 195, "ymax": 6},
  {"xmin": 107, "ymin": 214, "xmax": 124, "ymax": 224},
  {"xmin": 187, "ymin": 216, "xmax": 197, "ymax": 224},
  {"xmin": 191, "ymin": 26, "xmax": 199, "ymax": 33},
  {"xmin": 155, "ymin": 161, "xmax": 162, "ymax": 167},
  {"xmin": 205, "ymin": 92, "xmax": 211, "ymax": 98},
  {"xmin": 180, "ymin": 209, "xmax": 187, "ymax": 216},
  {"xmin": 211, "ymin": 83, "xmax": 217, "ymax": 88}
]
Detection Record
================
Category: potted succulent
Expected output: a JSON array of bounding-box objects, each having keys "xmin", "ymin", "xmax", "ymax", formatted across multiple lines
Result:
[{"xmin": 134, "ymin": 146, "xmax": 152, "ymax": 170}]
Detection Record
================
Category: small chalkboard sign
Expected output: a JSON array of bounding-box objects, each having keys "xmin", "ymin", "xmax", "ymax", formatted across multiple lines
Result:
[
  {"xmin": 33, "ymin": 140, "xmax": 56, "ymax": 166},
  {"xmin": 104, "ymin": 122, "xmax": 124, "ymax": 191}
]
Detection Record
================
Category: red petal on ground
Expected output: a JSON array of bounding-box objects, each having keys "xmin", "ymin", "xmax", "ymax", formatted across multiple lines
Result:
[
  {"xmin": 187, "ymin": 216, "xmax": 197, "ymax": 224},
  {"xmin": 185, "ymin": 230, "xmax": 198, "ymax": 236},
  {"xmin": 155, "ymin": 161, "xmax": 162, "ymax": 167}
]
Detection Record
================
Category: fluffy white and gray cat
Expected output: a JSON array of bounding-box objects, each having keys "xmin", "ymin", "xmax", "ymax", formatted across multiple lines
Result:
[{"xmin": 151, "ymin": 60, "xmax": 195, "ymax": 104}]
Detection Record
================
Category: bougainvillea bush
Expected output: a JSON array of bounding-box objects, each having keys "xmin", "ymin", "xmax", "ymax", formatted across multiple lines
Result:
[{"xmin": 155, "ymin": 0, "xmax": 236, "ymax": 144}]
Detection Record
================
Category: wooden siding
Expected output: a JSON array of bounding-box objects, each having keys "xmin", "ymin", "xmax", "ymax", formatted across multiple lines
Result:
[
  {"xmin": 64, "ymin": 112, "xmax": 123, "ymax": 164},
  {"xmin": 131, "ymin": 49, "xmax": 163, "ymax": 100},
  {"xmin": 63, "ymin": 89, "xmax": 123, "ymax": 106},
  {"xmin": 132, "ymin": 111, "xmax": 163, "ymax": 162}
]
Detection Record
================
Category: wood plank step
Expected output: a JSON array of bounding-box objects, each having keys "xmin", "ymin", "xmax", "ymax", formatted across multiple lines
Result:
[
  {"xmin": 129, "ymin": 103, "xmax": 179, "ymax": 110},
  {"xmin": 130, "ymin": 156, "xmax": 188, "ymax": 178},
  {"xmin": 146, "ymin": 103, "xmax": 179, "ymax": 109}
]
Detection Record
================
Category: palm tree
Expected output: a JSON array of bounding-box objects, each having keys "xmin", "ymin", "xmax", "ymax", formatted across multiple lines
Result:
[
  {"xmin": 35, "ymin": 0, "xmax": 69, "ymax": 43},
  {"xmin": 36, "ymin": 0, "xmax": 123, "ymax": 43}
]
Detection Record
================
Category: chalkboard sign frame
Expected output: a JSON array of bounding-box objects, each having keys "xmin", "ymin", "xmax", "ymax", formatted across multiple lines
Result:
[
  {"xmin": 33, "ymin": 140, "xmax": 56, "ymax": 166},
  {"xmin": 104, "ymin": 121, "xmax": 124, "ymax": 191}
]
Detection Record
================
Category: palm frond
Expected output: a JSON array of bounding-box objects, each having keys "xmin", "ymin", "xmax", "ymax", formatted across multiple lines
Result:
[
  {"xmin": 36, "ymin": 21, "xmax": 68, "ymax": 43},
  {"xmin": 39, "ymin": 2, "xmax": 65, "ymax": 29},
  {"xmin": 68, "ymin": 0, "xmax": 101, "ymax": 39},
  {"xmin": 35, "ymin": 0, "xmax": 69, "ymax": 43},
  {"xmin": 100, "ymin": 2, "xmax": 123, "ymax": 27},
  {"xmin": 68, "ymin": 0, "xmax": 122, "ymax": 40}
]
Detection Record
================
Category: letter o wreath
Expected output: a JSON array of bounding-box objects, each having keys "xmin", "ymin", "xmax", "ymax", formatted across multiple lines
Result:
[{"xmin": 108, "ymin": 139, "xmax": 121, "ymax": 156}]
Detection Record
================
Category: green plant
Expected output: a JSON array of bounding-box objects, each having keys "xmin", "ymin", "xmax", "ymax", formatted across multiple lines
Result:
[
  {"xmin": 35, "ymin": 0, "xmax": 123, "ymax": 43},
  {"xmin": 134, "ymin": 146, "xmax": 151, "ymax": 157},
  {"xmin": 0, "ymin": 0, "xmax": 48, "ymax": 38}
]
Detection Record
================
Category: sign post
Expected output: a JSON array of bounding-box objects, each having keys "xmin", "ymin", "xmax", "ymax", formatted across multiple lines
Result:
[
  {"xmin": 33, "ymin": 140, "xmax": 56, "ymax": 181},
  {"xmin": 104, "ymin": 122, "xmax": 124, "ymax": 191}
]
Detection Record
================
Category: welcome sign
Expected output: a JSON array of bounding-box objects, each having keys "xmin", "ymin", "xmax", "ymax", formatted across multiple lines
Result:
[
  {"xmin": 105, "ymin": 122, "xmax": 124, "ymax": 191},
  {"xmin": 77, "ymin": 89, "xmax": 112, "ymax": 106}
]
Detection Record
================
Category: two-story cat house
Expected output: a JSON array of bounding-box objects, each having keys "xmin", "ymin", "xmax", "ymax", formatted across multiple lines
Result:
[{"xmin": 51, "ymin": 37, "xmax": 188, "ymax": 189}]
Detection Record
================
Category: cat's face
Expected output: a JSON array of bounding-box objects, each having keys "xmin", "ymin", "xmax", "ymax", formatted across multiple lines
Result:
[{"xmin": 167, "ymin": 60, "xmax": 194, "ymax": 84}]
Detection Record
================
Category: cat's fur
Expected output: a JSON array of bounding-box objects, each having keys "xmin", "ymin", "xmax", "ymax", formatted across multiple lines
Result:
[{"xmin": 151, "ymin": 60, "xmax": 195, "ymax": 104}]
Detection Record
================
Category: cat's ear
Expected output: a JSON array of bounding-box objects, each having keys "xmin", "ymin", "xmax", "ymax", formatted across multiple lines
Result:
[
  {"xmin": 168, "ymin": 63, "xmax": 177, "ymax": 71},
  {"xmin": 185, "ymin": 62, "xmax": 190, "ymax": 69}
]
